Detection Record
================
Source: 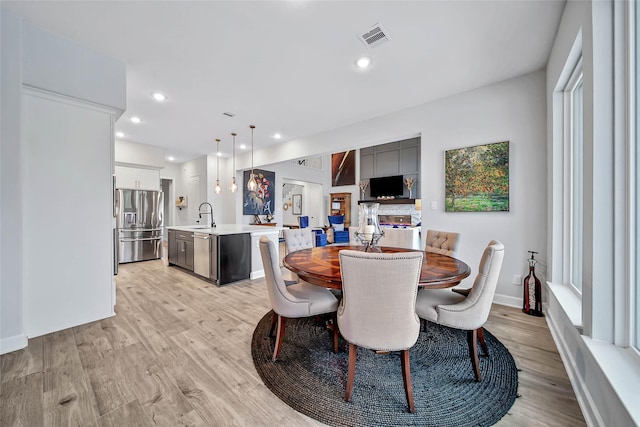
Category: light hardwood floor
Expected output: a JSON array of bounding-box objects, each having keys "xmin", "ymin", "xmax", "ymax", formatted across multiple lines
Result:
[{"xmin": 1, "ymin": 247, "xmax": 586, "ymax": 426}]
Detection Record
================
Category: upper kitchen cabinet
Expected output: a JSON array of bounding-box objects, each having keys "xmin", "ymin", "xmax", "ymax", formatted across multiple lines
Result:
[{"xmin": 115, "ymin": 165, "xmax": 160, "ymax": 190}]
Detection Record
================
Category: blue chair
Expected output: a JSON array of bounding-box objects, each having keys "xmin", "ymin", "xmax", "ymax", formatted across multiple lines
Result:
[
  {"xmin": 298, "ymin": 216, "xmax": 309, "ymax": 228},
  {"xmin": 328, "ymin": 215, "xmax": 349, "ymax": 244}
]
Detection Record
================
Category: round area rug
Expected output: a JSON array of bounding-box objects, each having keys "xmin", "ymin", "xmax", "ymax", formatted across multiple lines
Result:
[{"xmin": 251, "ymin": 312, "xmax": 518, "ymax": 427}]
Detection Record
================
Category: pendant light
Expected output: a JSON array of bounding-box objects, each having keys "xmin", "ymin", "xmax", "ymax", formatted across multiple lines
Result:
[
  {"xmin": 214, "ymin": 138, "xmax": 222, "ymax": 194},
  {"xmin": 247, "ymin": 125, "xmax": 257, "ymax": 191},
  {"xmin": 230, "ymin": 132, "xmax": 238, "ymax": 192}
]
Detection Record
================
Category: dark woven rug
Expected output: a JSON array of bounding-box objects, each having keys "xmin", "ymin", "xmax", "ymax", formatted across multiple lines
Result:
[{"xmin": 251, "ymin": 311, "xmax": 518, "ymax": 427}]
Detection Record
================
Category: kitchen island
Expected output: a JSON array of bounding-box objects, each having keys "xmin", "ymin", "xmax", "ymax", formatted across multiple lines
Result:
[{"xmin": 167, "ymin": 224, "xmax": 282, "ymax": 285}]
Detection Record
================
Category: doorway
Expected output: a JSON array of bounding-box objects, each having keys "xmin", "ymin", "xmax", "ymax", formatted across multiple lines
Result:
[{"xmin": 282, "ymin": 179, "xmax": 324, "ymax": 228}]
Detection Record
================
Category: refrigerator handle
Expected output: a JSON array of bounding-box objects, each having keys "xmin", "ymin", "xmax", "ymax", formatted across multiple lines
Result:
[
  {"xmin": 157, "ymin": 191, "xmax": 164, "ymax": 227},
  {"xmin": 113, "ymin": 228, "xmax": 118, "ymax": 275},
  {"xmin": 113, "ymin": 175, "xmax": 117, "ymax": 217}
]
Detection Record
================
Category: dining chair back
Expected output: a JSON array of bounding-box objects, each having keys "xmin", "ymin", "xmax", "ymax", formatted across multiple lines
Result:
[
  {"xmin": 259, "ymin": 236, "xmax": 339, "ymax": 361},
  {"xmin": 283, "ymin": 228, "xmax": 314, "ymax": 253},
  {"xmin": 338, "ymin": 250, "xmax": 423, "ymax": 413},
  {"xmin": 415, "ymin": 240, "xmax": 504, "ymax": 381},
  {"xmin": 424, "ymin": 229, "xmax": 460, "ymax": 256}
]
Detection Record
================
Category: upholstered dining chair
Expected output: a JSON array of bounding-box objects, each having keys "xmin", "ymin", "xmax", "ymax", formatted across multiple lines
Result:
[
  {"xmin": 415, "ymin": 240, "xmax": 504, "ymax": 381},
  {"xmin": 338, "ymin": 250, "xmax": 424, "ymax": 413},
  {"xmin": 283, "ymin": 228, "xmax": 314, "ymax": 254},
  {"xmin": 424, "ymin": 229, "xmax": 460, "ymax": 256},
  {"xmin": 259, "ymin": 236, "xmax": 339, "ymax": 361},
  {"xmin": 283, "ymin": 228, "xmax": 315, "ymax": 283}
]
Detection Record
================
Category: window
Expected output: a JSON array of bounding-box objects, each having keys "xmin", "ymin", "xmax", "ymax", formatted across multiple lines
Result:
[{"xmin": 565, "ymin": 59, "xmax": 584, "ymax": 294}]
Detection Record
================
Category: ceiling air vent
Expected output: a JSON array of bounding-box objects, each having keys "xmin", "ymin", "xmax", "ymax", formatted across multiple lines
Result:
[
  {"xmin": 358, "ymin": 24, "xmax": 390, "ymax": 48},
  {"xmin": 223, "ymin": 112, "xmax": 236, "ymax": 117}
]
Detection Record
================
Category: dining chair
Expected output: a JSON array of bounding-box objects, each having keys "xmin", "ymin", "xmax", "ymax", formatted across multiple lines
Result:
[
  {"xmin": 283, "ymin": 228, "xmax": 314, "ymax": 254},
  {"xmin": 283, "ymin": 228, "xmax": 315, "ymax": 283},
  {"xmin": 338, "ymin": 250, "xmax": 423, "ymax": 413},
  {"xmin": 424, "ymin": 229, "xmax": 460, "ymax": 256},
  {"xmin": 414, "ymin": 240, "xmax": 504, "ymax": 381},
  {"xmin": 259, "ymin": 236, "xmax": 339, "ymax": 361}
]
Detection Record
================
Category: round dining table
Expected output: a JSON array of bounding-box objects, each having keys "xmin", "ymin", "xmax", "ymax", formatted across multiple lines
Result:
[{"xmin": 283, "ymin": 245, "xmax": 471, "ymax": 290}]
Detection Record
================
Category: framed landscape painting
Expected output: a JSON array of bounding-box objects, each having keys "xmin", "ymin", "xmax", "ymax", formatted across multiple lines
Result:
[{"xmin": 445, "ymin": 141, "xmax": 509, "ymax": 212}]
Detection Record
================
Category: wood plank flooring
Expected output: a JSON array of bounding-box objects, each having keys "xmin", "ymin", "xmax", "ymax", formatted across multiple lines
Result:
[{"xmin": 1, "ymin": 247, "xmax": 586, "ymax": 426}]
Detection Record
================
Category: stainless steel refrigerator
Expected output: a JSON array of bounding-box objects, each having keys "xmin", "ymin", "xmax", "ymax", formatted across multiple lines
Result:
[{"xmin": 115, "ymin": 189, "xmax": 164, "ymax": 263}]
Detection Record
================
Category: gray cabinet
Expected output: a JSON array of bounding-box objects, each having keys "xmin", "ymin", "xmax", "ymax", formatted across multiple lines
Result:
[
  {"xmin": 168, "ymin": 230, "xmax": 177, "ymax": 265},
  {"xmin": 359, "ymin": 137, "xmax": 421, "ymax": 199},
  {"xmin": 168, "ymin": 229, "xmax": 194, "ymax": 271}
]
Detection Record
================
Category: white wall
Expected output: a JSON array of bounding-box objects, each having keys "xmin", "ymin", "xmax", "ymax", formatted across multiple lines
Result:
[
  {"xmin": 243, "ymin": 71, "xmax": 547, "ymax": 305},
  {"xmin": 22, "ymin": 23, "xmax": 125, "ymax": 111},
  {"xmin": 1, "ymin": 9, "xmax": 25, "ymax": 353},
  {"xmin": 0, "ymin": 12, "xmax": 125, "ymax": 352},
  {"xmin": 419, "ymin": 71, "xmax": 547, "ymax": 304},
  {"xmin": 115, "ymin": 139, "xmax": 166, "ymax": 168},
  {"xmin": 175, "ymin": 156, "xmax": 208, "ymax": 226}
]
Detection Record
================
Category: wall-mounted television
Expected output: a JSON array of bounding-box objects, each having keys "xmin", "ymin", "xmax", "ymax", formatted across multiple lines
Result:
[{"xmin": 369, "ymin": 175, "xmax": 404, "ymax": 198}]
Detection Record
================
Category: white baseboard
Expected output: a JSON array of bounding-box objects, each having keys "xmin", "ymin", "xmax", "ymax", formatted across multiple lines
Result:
[
  {"xmin": 492, "ymin": 293, "xmax": 521, "ymax": 308},
  {"xmin": 251, "ymin": 269, "xmax": 265, "ymax": 280},
  {"xmin": 0, "ymin": 333, "xmax": 28, "ymax": 355}
]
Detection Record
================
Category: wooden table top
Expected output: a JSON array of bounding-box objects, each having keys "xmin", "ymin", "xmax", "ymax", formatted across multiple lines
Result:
[{"xmin": 283, "ymin": 245, "xmax": 471, "ymax": 290}]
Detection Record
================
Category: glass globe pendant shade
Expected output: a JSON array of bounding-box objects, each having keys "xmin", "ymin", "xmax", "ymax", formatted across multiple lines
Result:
[
  {"xmin": 354, "ymin": 202, "xmax": 384, "ymax": 251},
  {"xmin": 215, "ymin": 180, "xmax": 222, "ymax": 194},
  {"xmin": 230, "ymin": 177, "xmax": 238, "ymax": 192},
  {"xmin": 246, "ymin": 125, "xmax": 258, "ymax": 191},
  {"xmin": 247, "ymin": 173, "xmax": 257, "ymax": 191}
]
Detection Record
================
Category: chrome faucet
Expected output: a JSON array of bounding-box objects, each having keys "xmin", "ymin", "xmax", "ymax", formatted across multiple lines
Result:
[{"xmin": 198, "ymin": 202, "xmax": 215, "ymax": 227}]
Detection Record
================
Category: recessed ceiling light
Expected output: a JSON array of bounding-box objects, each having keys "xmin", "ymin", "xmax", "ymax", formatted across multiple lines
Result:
[
  {"xmin": 240, "ymin": 144, "xmax": 247, "ymax": 150},
  {"xmin": 274, "ymin": 133, "xmax": 282, "ymax": 139},
  {"xmin": 167, "ymin": 156, "xmax": 175, "ymax": 161},
  {"xmin": 115, "ymin": 132, "xmax": 124, "ymax": 138},
  {"xmin": 356, "ymin": 56, "xmax": 372, "ymax": 69},
  {"xmin": 216, "ymin": 152, "xmax": 222, "ymax": 157},
  {"xmin": 130, "ymin": 116, "xmax": 142, "ymax": 124},
  {"xmin": 152, "ymin": 92, "xmax": 166, "ymax": 102}
]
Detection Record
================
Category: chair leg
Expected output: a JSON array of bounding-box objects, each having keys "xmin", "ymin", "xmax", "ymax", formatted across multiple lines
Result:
[
  {"xmin": 332, "ymin": 313, "xmax": 339, "ymax": 353},
  {"xmin": 401, "ymin": 349, "xmax": 416, "ymax": 413},
  {"xmin": 477, "ymin": 327, "xmax": 489, "ymax": 356},
  {"xmin": 269, "ymin": 311, "xmax": 277, "ymax": 337},
  {"xmin": 467, "ymin": 329, "xmax": 482, "ymax": 381},
  {"xmin": 345, "ymin": 343, "xmax": 357, "ymax": 402},
  {"xmin": 272, "ymin": 315, "xmax": 286, "ymax": 362}
]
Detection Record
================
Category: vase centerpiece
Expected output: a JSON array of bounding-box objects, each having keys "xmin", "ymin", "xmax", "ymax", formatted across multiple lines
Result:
[
  {"xmin": 354, "ymin": 202, "xmax": 384, "ymax": 251},
  {"xmin": 358, "ymin": 180, "xmax": 369, "ymax": 200},
  {"xmin": 405, "ymin": 177, "xmax": 416, "ymax": 199}
]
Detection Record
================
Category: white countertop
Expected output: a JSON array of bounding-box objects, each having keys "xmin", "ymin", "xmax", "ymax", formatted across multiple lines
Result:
[{"xmin": 167, "ymin": 224, "xmax": 282, "ymax": 236}]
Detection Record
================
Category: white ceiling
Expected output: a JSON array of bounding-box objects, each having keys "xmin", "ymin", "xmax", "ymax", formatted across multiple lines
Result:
[{"xmin": 3, "ymin": 0, "xmax": 565, "ymax": 163}]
